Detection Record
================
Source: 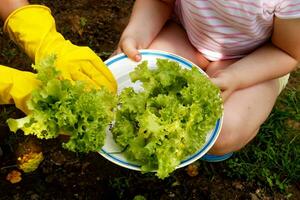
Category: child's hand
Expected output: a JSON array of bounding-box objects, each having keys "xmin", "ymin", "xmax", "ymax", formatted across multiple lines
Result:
[
  {"xmin": 114, "ymin": 35, "xmax": 143, "ymax": 62},
  {"xmin": 210, "ymin": 70, "xmax": 239, "ymax": 102},
  {"xmin": 111, "ymin": 0, "xmax": 175, "ymax": 62}
]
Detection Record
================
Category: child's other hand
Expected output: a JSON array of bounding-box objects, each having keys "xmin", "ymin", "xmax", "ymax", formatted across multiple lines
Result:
[
  {"xmin": 210, "ymin": 70, "xmax": 239, "ymax": 102},
  {"xmin": 113, "ymin": 35, "xmax": 143, "ymax": 62}
]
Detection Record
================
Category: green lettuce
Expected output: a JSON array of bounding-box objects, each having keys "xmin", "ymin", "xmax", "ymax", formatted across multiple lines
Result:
[
  {"xmin": 112, "ymin": 59, "xmax": 223, "ymax": 179},
  {"xmin": 7, "ymin": 55, "xmax": 116, "ymax": 153}
]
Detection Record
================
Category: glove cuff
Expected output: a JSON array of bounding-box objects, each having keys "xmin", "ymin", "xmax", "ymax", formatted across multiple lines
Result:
[
  {"xmin": 4, "ymin": 5, "xmax": 51, "ymax": 33},
  {"xmin": 3, "ymin": 4, "xmax": 59, "ymax": 62}
]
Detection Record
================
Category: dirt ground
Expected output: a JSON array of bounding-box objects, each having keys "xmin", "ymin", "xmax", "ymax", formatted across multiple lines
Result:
[{"xmin": 0, "ymin": 0, "xmax": 298, "ymax": 199}]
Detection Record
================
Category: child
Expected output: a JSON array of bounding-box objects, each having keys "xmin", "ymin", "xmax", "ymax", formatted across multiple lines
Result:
[{"xmin": 115, "ymin": 0, "xmax": 300, "ymax": 161}]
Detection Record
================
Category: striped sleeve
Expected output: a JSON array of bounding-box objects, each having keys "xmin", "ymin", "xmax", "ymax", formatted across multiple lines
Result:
[{"xmin": 275, "ymin": 0, "xmax": 300, "ymax": 19}]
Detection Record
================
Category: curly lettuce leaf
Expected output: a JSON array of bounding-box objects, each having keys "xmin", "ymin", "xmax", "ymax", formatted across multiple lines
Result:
[{"xmin": 112, "ymin": 59, "xmax": 223, "ymax": 179}]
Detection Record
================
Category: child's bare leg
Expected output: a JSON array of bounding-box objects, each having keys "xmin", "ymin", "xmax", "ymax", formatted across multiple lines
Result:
[
  {"xmin": 148, "ymin": 21, "xmax": 210, "ymax": 69},
  {"xmin": 206, "ymin": 60, "xmax": 280, "ymax": 155}
]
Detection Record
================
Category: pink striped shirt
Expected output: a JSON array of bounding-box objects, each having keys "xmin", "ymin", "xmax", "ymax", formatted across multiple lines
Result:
[{"xmin": 174, "ymin": 0, "xmax": 300, "ymax": 61}]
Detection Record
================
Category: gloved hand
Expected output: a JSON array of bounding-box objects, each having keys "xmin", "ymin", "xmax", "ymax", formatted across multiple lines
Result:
[
  {"xmin": 4, "ymin": 5, "xmax": 117, "ymax": 92},
  {"xmin": 0, "ymin": 65, "xmax": 39, "ymax": 114}
]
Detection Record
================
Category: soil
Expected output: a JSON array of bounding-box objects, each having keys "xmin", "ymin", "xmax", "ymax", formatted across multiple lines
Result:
[{"xmin": 0, "ymin": 0, "xmax": 298, "ymax": 199}]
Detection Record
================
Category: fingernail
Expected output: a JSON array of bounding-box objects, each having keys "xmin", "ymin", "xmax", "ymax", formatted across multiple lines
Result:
[{"xmin": 135, "ymin": 54, "xmax": 141, "ymax": 61}]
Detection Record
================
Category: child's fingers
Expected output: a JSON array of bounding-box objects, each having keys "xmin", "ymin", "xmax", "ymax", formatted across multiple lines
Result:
[{"xmin": 120, "ymin": 37, "xmax": 141, "ymax": 62}]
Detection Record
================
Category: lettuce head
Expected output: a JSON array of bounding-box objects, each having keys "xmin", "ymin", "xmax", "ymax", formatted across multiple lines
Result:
[{"xmin": 112, "ymin": 59, "xmax": 223, "ymax": 179}]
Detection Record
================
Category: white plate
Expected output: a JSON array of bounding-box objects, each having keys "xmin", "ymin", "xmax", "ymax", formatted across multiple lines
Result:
[{"xmin": 99, "ymin": 49, "xmax": 223, "ymax": 171}]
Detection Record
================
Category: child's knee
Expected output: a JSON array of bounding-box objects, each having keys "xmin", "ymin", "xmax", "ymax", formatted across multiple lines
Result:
[
  {"xmin": 209, "ymin": 117, "xmax": 246, "ymax": 155},
  {"xmin": 210, "ymin": 136, "xmax": 235, "ymax": 155}
]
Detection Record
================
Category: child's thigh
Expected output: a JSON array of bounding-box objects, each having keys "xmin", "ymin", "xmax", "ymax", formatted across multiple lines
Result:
[
  {"xmin": 148, "ymin": 21, "xmax": 210, "ymax": 69},
  {"xmin": 214, "ymin": 79, "xmax": 280, "ymax": 153}
]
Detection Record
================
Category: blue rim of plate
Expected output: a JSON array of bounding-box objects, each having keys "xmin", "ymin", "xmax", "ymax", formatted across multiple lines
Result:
[{"xmin": 100, "ymin": 49, "xmax": 223, "ymax": 170}]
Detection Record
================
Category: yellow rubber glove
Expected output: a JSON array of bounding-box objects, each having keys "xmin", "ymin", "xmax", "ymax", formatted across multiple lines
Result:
[
  {"xmin": 4, "ymin": 5, "xmax": 117, "ymax": 93},
  {"xmin": 0, "ymin": 65, "xmax": 39, "ymax": 114}
]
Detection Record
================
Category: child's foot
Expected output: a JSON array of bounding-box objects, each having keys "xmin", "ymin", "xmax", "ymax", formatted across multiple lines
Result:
[{"xmin": 200, "ymin": 152, "xmax": 233, "ymax": 162}]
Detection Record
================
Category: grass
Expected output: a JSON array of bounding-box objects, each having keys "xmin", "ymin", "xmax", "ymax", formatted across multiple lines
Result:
[{"xmin": 224, "ymin": 69, "xmax": 300, "ymax": 193}]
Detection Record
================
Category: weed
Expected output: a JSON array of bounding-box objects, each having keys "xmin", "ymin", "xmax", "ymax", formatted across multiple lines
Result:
[
  {"xmin": 109, "ymin": 176, "xmax": 130, "ymax": 199},
  {"xmin": 97, "ymin": 51, "xmax": 114, "ymax": 60},
  {"xmin": 98, "ymin": 51, "xmax": 113, "ymax": 57},
  {"xmin": 133, "ymin": 195, "xmax": 147, "ymax": 200},
  {"xmin": 80, "ymin": 17, "xmax": 87, "ymax": 28}
]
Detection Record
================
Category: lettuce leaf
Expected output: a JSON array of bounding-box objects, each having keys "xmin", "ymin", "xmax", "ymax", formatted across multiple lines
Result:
[
  {"xmin": 112, "ymin": 59, "xmax": 223, "ymax": 178},
  {"xmin": 7, "ymin": 55, "xmax": 116, "ymax": 153}
]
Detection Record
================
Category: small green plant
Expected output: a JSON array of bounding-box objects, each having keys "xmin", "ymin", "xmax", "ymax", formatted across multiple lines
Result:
[
  {"xmin": 133, "ymin": 195, "xmax": 147, "ymax": 200},
  {"xmin": 97, "ymin": 51, "xmax": 114, "ymax": 58},
  {"xmin": 80, "ymin": 17, "xmax": 87, "ymax": 28},
  {"xmin": 109, "ymin": 177, "xmax": 130, "ymax": 199}
]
